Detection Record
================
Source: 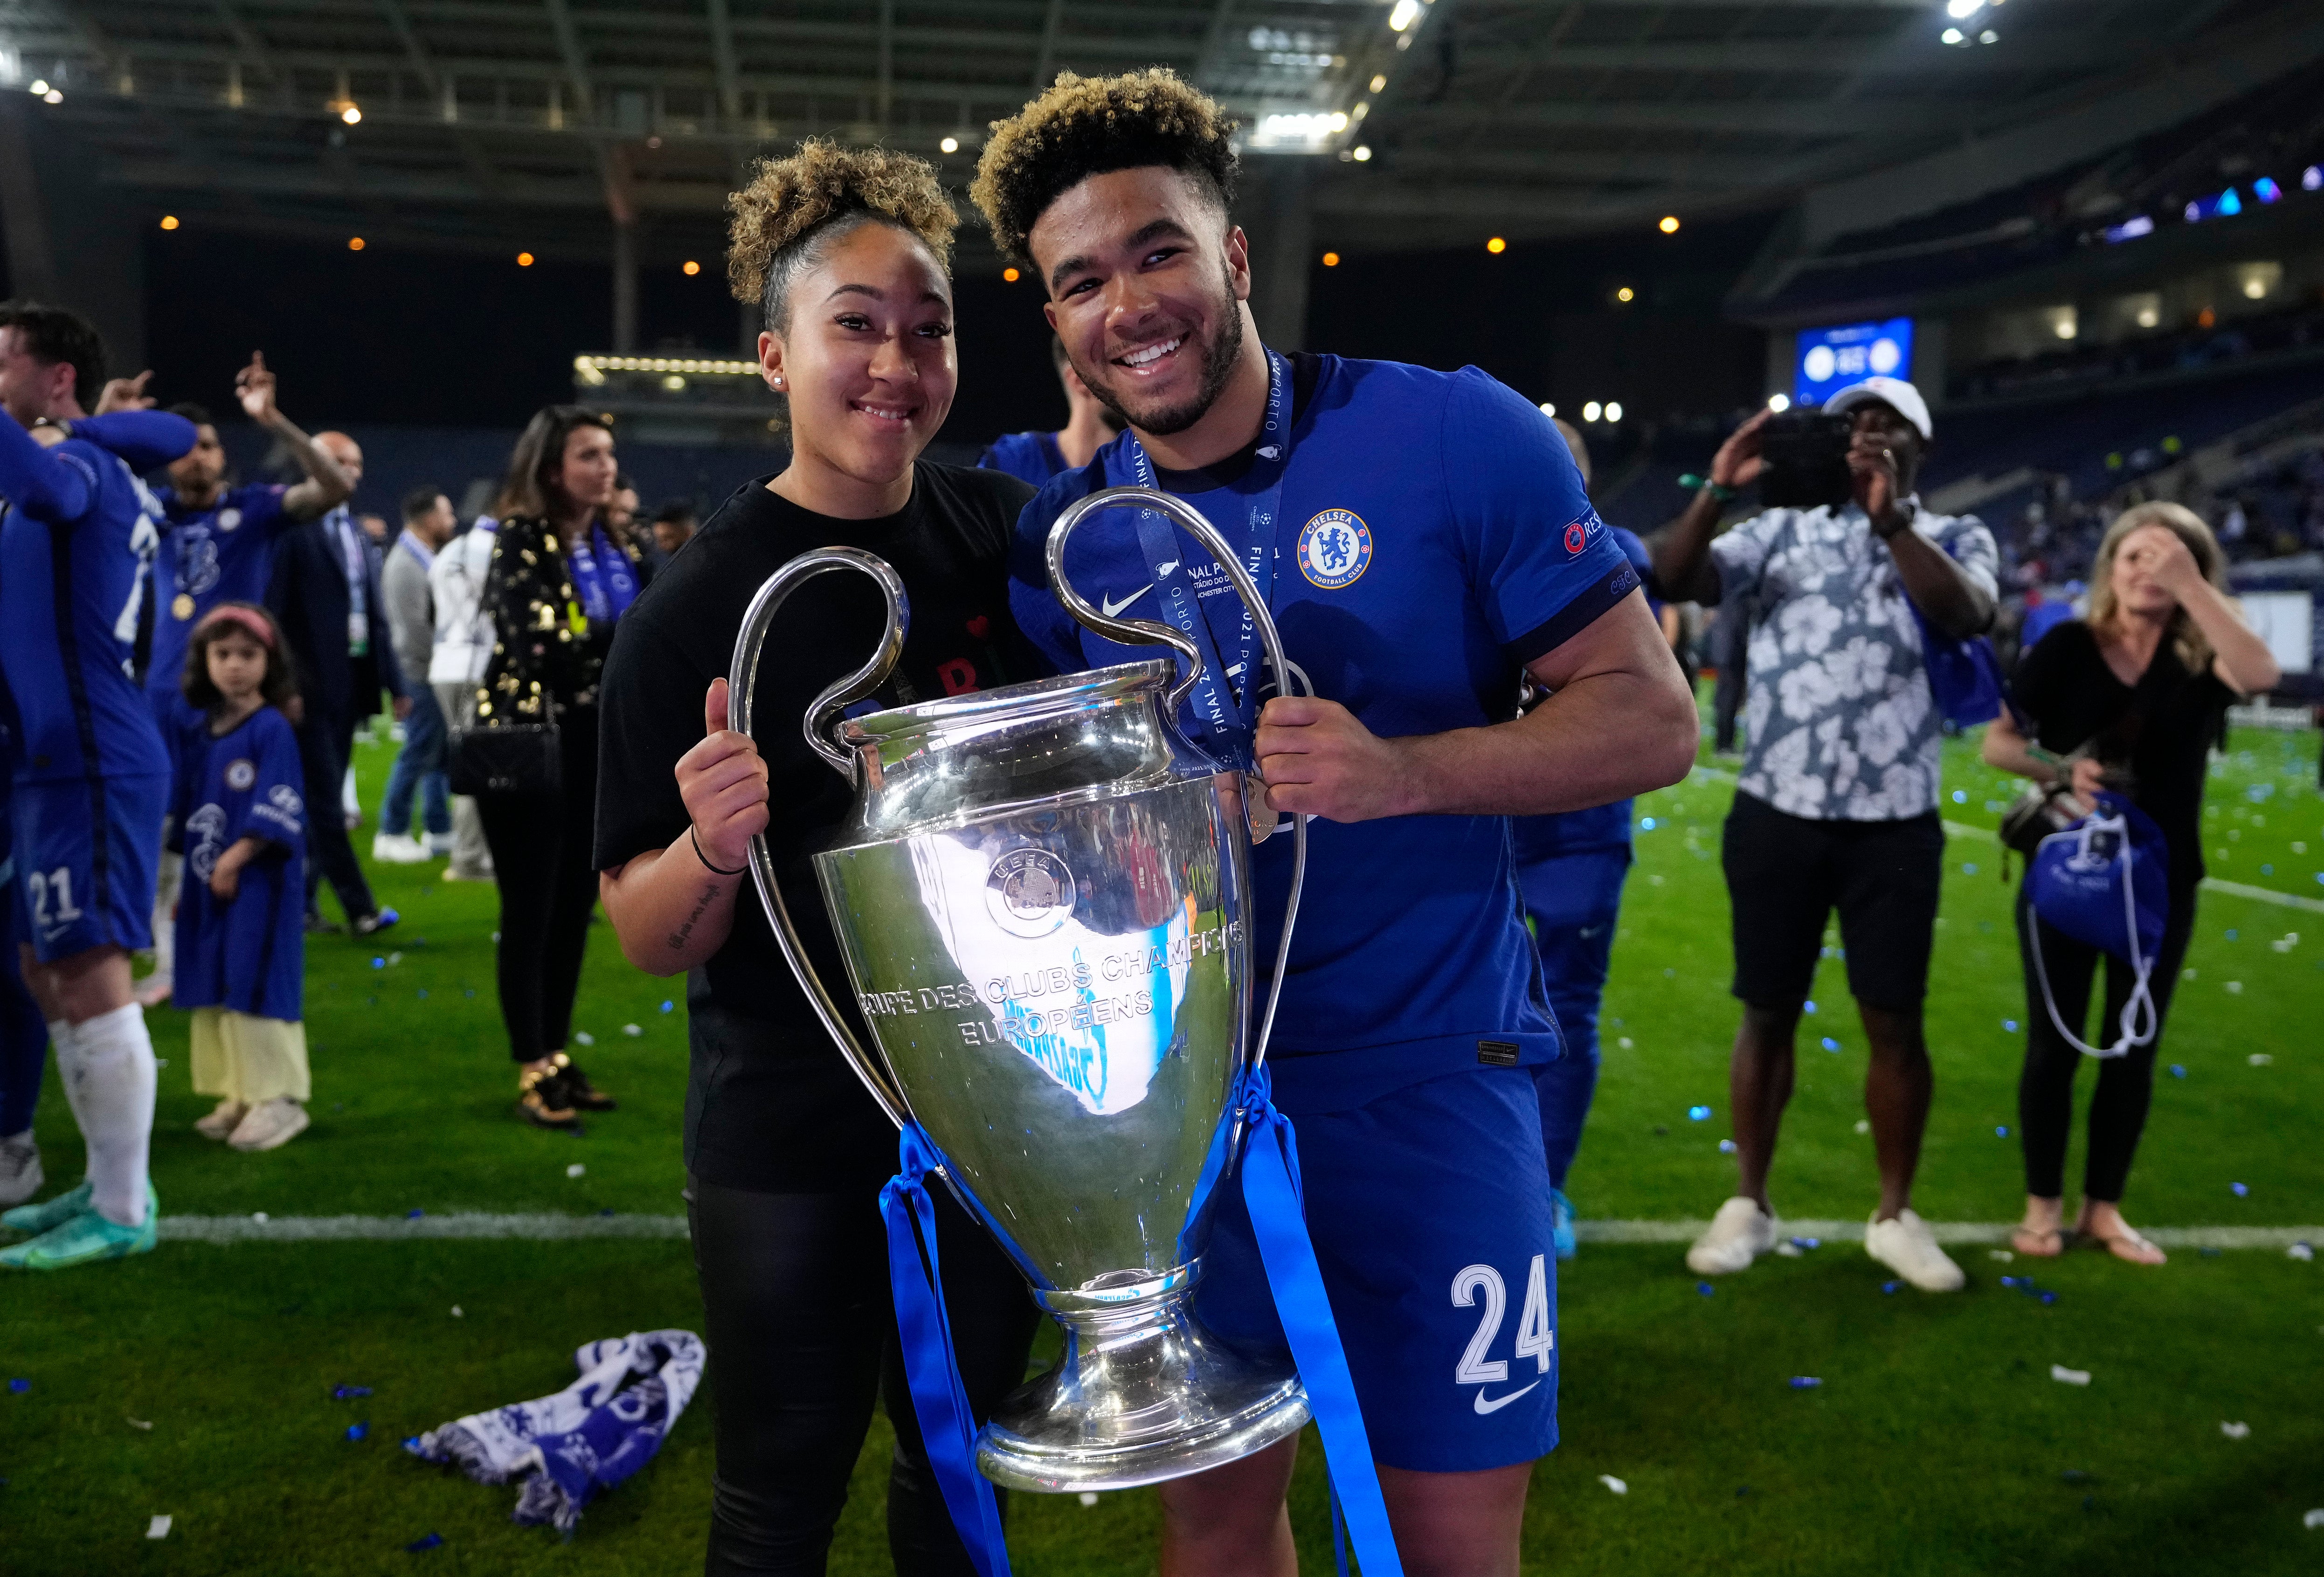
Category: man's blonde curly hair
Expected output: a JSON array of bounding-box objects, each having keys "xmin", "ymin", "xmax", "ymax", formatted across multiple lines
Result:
[
  {"xmin": 970, "ymin": 70, "xmax": 1238, "ymax": 267},
  {"xmin": 726, "ymin": 139, "xmax": 958, "ymax": 329}
]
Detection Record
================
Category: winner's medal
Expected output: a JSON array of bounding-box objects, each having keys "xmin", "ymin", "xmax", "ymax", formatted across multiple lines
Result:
[{"xmin": 171, "ymin": 593, "xmax": 195, "ymax": 621}]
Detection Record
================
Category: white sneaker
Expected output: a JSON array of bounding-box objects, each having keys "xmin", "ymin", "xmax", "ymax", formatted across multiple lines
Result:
[
  {"xmin": 1688, "ymin": 1196, "xmax": 1778, "ymax": 1275},
  {"xmin": 228, "ymin": 1097, "xmax": 311, "ymax": 1153},
  {"xmin": 195, "ymin": 1098, "xmax": 249, "ymax": 1141},
  {"xmin": 0, "ymin": 1135, "xmax": 42, "ymax": 1206},
  {"xmin": 1866, "ymin": 1208, "xmax": 1965, "ymax": 1292},
  {"xmin": 370, "ymin": 832, "xmax": 429, "ymax": 864}
]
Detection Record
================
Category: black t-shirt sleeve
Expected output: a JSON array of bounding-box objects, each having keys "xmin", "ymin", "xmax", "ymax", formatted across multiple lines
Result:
[
  {"xmin": 593, "ymin": 606, "xmax": 699, "ymax": 873},
  {"xmin": 2008, "ymin": 621, "xmax": 2091, "ymax": 750}
]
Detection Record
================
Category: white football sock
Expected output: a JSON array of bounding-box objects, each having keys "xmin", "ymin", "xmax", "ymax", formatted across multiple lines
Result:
[
  {"xmin": 150, "ymin": 848, "xmax": 183, "ymax": 980},
  {"xmin": 46, "ymin": 1018, "xmax": 91, "ymax": 1134},
  {"xmin": 64, "ymin": 1003, "xmax": 156, "ymax": 1227}
]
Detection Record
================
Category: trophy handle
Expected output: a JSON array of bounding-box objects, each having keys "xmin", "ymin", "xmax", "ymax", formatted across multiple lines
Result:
[
  {"xmin": 1044, "ymin": 485, "xmax": 1308, "ymax": 1073},
  {"xmin": 728, "ymin": 547, "xmax": 915, "ymax": 1131}
]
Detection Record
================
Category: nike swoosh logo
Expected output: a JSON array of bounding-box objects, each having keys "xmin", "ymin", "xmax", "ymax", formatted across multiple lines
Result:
[
  {"xmin": 1473, "ymin": 1381, "xmax": 1541, "ymax": 1415},
  {"xmin": 1101, "ymin": 585, "xmax": 1154, "ymax": 617}
]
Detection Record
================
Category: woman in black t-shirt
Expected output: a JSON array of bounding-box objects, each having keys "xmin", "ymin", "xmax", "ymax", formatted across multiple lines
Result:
[
  {"xmin": 594, "ymin": 144, "xmax": 1048, "ymax": 1571},
  {"xmin": 1983, "ymin": 503, "xmax": 2280, "ymax": 1266}
]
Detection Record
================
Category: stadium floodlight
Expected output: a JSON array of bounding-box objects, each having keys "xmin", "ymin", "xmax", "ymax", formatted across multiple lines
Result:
[
  {"xmin": 1941, "ymin": 28, "xmax": 1964, "ymax": 43},
  {"xmin": 1945, "ymin": 0, "xmax": 1983, "ymax": 18},
  {"xmin": 27, "ymin": 79, "xmax": 47, "ymax": 96},
  {"xmin": 940, "ymin": 135, "xmax": 959, "ymax": 153},
  {"xmin": 1768, "ymin": 394, "xmax": 1792, "ymax": 412},
  {"xmin": 1389, "ymin": 0, "xmax": 1423, "ymax": 32},
  {"xmin": 1539, "ymin": 402, "xmax": 1556, "ymax": 418},
  {"xmin": 1582, "ymin": 401, "xmax": 1602, "ymax": 422},
  {"xmin": 1605, "ymin": 402, "xmax": 1624, "ymax": 423},
  {"xmin": 1352, "ymin": 145, "xmax": 1372, "ymax": 161},
  {"xmin": 1979, "ymin": 29, "xmax": 1998, "ymax": 42}
]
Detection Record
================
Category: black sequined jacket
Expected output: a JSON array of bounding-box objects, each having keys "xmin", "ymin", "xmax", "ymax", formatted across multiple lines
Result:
[{"xmin": 472, "ymin": 515, "xmax": 650, "ymax": 727}]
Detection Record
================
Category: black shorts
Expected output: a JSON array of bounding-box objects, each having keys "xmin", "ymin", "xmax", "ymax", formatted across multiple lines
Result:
[{"xmin": 1721, "ymin": 792, "xmax": 1944, "ymax": 1012}]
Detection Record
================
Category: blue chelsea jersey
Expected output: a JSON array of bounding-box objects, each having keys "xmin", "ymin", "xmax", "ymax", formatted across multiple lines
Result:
[
  {"xmin": 0, "ymin": 436, "xmax": 171, "ymax": 785},
  {"xmin": 1008, "ymin": 353, "xmax": 1639, "ymax": 1108},
  {"xmin": 146, "ymin": 484, "xmax": 295, "ymax": 717},
  {"xmin": 170, "ymin": 705, "xmax": 307, "ymax": 1021},
  {"xmin": 979, "ymin": 429, "xmax": 1069, "ymax": 486}
]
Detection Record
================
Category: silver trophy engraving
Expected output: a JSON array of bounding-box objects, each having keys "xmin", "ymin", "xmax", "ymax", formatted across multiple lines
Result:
[{"xmin": 729, "ymin": 488, "xmax": 1311, "ymax": 1491}]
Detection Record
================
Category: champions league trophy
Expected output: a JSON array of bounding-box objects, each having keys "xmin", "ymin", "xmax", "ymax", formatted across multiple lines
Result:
[{"xmin": 729, "ymin": 489, "xmax": 1313, "ymax": 1492}]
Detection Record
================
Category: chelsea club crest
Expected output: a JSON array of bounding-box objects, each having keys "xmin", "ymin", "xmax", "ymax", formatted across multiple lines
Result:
[{"xmin": 1296, "ymin": 509, "xmax": 1372, "ymax": 589}]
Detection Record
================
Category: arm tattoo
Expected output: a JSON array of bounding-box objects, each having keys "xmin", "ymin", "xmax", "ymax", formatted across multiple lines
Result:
[{"xmin": 667, "ymin": 880, "xmax": 724, "ymax": 952}]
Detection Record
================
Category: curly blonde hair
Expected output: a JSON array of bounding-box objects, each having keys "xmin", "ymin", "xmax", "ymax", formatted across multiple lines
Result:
[
  {"xmin": 970, "ymin": 70, "xmax": 1238, "ymax": 266},
  {"xmin": 726, "ymin": 140, "xmax": 958, "ymax": 330}
]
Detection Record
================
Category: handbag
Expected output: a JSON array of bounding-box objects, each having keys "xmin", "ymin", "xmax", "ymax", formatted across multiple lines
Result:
[
  {"xmin": 1999, "ymin": 781, "xmax": 2082, "ymax": 857},
  {"xmin": 448, "ymin": 722, "xmax": 561, "ymax": 796}
]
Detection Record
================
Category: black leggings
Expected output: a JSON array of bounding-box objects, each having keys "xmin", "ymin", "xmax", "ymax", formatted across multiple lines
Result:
[
  {"xmin": 2014, "ymin": 877, "xmax": 2196, "ymax": 1202},
  {"xmin": 685, "ymin": 1175, "xmax": 1044, "ymax": 1576},
  {"xmin": 476, "ymin": 711, "xmax": 601, "ymax": 1063}
]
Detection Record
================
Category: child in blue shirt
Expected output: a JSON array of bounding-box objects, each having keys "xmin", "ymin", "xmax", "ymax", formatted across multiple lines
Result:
[{"xmin": 169, "ymin": 603, "xmax": 312, "ymax": 1152}]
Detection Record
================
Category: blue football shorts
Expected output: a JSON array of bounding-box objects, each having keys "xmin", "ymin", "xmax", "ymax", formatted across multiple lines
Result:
[
  {"xmin": 7, "ymin": 774, "xmax": 166, "ymax": 963},
  {"xmin": 1195, "ymin": 1061, "xmax": 1561, "ymax": 1473}
]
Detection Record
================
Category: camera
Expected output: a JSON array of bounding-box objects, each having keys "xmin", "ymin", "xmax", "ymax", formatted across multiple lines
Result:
[{"xmin": 1757, "ymin": 411, "xmax": 1854, "ymax": 510}]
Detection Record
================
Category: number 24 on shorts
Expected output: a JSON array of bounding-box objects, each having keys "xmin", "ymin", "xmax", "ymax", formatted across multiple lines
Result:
[{"xmin": 1453, "ymin": 1255, "xmax": 1553, "ymax": 1414}]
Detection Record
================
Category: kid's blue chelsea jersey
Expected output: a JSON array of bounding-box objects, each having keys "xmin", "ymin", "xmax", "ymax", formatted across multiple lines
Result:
[{"xmin": 1008, "ymin": 353, "xmax": 1639, "ymax": 1110}]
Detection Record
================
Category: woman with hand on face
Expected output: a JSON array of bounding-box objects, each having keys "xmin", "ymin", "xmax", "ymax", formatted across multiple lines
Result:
[
  {"xmin": 470, "ymin": 406, "xmax": 647, "ymax": 1128},
  {"xmin": 594, "ymin": 142, "xmax": 1049, "ymax": 1574},
  {"xmin": 1983, "ymin": 503, "xmax": 2279, "ymax": 1266}
]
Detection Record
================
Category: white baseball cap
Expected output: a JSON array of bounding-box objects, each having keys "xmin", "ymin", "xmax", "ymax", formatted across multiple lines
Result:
[{"xmin": 1822, "ymin": 376, "xmax": 1931, "ymax": 441}]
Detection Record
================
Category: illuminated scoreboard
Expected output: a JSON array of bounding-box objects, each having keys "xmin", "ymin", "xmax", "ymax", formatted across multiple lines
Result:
[{"xmin": 1794, "ymin": 318, "xmax": 1915, "ymax": 407}]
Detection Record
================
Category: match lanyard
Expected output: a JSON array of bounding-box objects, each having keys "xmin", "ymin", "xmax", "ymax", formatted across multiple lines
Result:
[{"xmin": 1117, "ymin": 346, "xmax": 1293, "ymax": 770}]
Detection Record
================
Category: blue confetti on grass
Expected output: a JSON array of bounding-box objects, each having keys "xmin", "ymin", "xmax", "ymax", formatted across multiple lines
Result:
[
  {"xmin": 406, "ymin": 1208, "xmax": 424, "ymax": 1219},
  {"xmin": 2003, "ymin": 1019, "xmax": 2020, "ymax": 1032},
  {"xmin": 416, "ymin": 989, "xmax": 428, "ymax": 1000},
  {"xmin": 1790, "ymin": 1376, "xmax": 1822, "ymax": 1388},
  {"xmin": 346, "ymin": 1421, "xmax": 369, "ymax": 1442},
  {"xmin": 1963, "ymin": 863, "xmax": 1979, "ymax": 876},
  {"xmin": 2262, "ymin": 865, "xmax": 2274, "ymax": 876},
  {"xmin": 406, "ymin": 1531, "xmax": 444, "ymax": 1552},
  {"xmin": 1952, "ymin": 789, "xmax": 1967, "ymax": 804},
  {"xmin": 1688, "ymin": 1104, "xmax": 1712, "ymax": 1121},
  {"xmin": 1790, "ymin": 1236, "xmax": 1821, "ymax": 1250},
  {"xmin": 1697, "ymin": 1282, "xmax": 1715, "ymax": 1297},
  {"xmin": 1881, "ymin": 1280, "xmax": 1902, "ymax": 1295},
  {"xmin": 2232, "ymin": 1182, "xmax": 2249, "ymax": 1197},
  {"xmin": 1803, "ymin": 1000, "xmax": 1818, "ymax": 1014},
  {"xmin": 1821, "ymin": 1037, "xmax": 1841, "ymax": 1052},
  {"xmin": 660, "ymin": 1000, "xmax": 675, "ymax": 1013},
  {"xmin": 1997, "ymin": 1126, "xmax": 2010, "ymax": 1138},
  {"xmin": 2226, "ymin": 929, "xmax": 2239, "ymax": 941},
  {"xmin": 2170, "ymin": 1064, "xmax": 2186, "ymax": 1078},
  {"xmin": 333, "ymin": 1385, "xmax": 372, "ymax": 1400},
  {"xmin": 7, "ymin": 1378, "xmax": 26, "ymax": 1393},
  {"xmin": 1639, "ymin": 816, "xmax": 1657, "ymax": 830},
  {"xmin": 372, "ymin": 957, "xmax": 386, "ymax": 970}
]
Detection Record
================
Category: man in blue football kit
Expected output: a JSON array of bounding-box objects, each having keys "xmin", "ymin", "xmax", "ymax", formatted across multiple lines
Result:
[
  {"xmin": 978, "ymin": 333, "xmax": 1125, "ymax": 484},
  {"xmin": 137, "ymin": 357, "xmax": 352, "ymax": 1003},
  {"xmin": 973, "ymin": 72, "xmax": 1699, "ymax": 1575},
  {"xmin": 0, "ymin": 301, "xmax": 199, "ymax": 1271}
]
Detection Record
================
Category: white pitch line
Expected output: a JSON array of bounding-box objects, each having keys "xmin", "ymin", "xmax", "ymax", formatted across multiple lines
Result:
[
  {"xmin": 158, "ymin": 1212, "xmax": 691, "ymax": 1243},
  {"xmin": 150, "ymin": 1214, "xmax": 2316, "ymax": 1252},
  {"xmin": 1577, "ymin": 1220, "xmax": 2319, "ymax": 1250}
]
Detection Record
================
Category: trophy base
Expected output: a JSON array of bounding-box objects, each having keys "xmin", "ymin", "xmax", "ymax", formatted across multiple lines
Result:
[{"xmin": 975, "ymin": 1283, "xmax": 1310, "ymax": 1492}]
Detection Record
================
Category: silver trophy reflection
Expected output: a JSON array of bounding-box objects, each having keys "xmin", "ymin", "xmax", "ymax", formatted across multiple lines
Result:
[{"xmin": 728, "ymin": 488, "xmax": 1310, "ymax": 1492}]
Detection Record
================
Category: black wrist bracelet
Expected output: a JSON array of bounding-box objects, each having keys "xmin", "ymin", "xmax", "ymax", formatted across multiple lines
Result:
[{"xmin": 691, "ymin": 824, "xmax": 748, "ymax": 877}]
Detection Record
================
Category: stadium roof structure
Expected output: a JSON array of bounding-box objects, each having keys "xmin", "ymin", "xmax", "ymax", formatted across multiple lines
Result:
[{"xmin": 2, "ymin": 0, "xmax": 2320, "ymax": 289}]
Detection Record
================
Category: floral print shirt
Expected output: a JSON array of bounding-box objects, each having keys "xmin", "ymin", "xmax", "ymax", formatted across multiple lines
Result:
[{"xmin": 1711, "ymin": 498, "xmax": 1997, "ymax": 821}]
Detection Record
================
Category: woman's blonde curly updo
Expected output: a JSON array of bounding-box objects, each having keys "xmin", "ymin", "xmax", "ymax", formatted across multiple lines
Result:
[{"xmin": 726, "ymin": 139, "xmax": 959, "ymax": 331}]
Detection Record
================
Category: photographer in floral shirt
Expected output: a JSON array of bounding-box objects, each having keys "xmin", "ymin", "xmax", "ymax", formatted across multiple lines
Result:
[{"xmin": 1653, "ymin": 376, "xmax": 1998, "ymax": 1293}]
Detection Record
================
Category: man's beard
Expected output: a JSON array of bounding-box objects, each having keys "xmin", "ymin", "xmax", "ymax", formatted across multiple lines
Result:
[{"xmin": 1085, "ymin": 278, "xmax": 1245, "ymax": 439}]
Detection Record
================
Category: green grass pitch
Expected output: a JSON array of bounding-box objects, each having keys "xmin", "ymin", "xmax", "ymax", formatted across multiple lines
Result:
[{"xmin": 3, "ymin": 716, "xmax": 2318, "ymax": 1573}]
